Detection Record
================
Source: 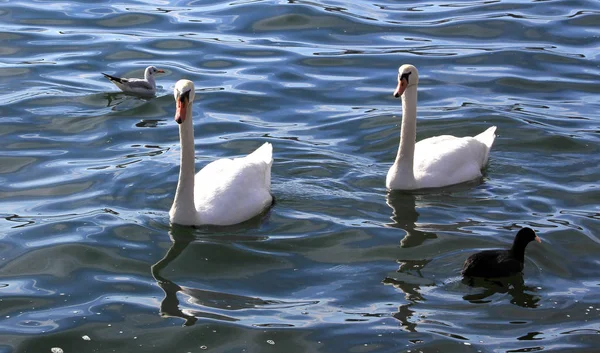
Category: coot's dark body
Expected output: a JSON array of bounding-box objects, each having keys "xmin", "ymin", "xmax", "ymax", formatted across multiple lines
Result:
[{"xmin": 462, "ymin": 227, "xmax": 541, "ymax": 278}]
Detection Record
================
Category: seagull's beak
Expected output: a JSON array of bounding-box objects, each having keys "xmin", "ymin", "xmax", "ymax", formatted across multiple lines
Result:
[
  {"xmin": 157, "ymin": 69, "xmax": 165, "ymax": 73},
  {"xmin": 535, "ymin": 235, "xmax": 542, "ymax": 243},
  {"xmin": 174, "ymin": 94, "xmax": 188, "ymax": 124},
  {"xmin": 393, "ymin": 77, "xmax": 408, "ymax": 98}
]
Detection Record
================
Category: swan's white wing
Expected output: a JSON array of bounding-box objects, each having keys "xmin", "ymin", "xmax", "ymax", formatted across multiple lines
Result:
[
  {"xmin": 413, "ymin": 135, "xmax": 491, "ymax": 188},
  {"xmin": 193, "ymin": 143, "xmax": 273, "ymax": 225}
]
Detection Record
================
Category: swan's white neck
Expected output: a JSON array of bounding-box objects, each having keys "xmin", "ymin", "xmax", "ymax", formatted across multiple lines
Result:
[
  {"xmin": 170, "ymin": 103, "xmax": 197, "ymax": 224},
  {"xmin": 391, "ymin": 84, "xmax": 418, "ymax": 185}
]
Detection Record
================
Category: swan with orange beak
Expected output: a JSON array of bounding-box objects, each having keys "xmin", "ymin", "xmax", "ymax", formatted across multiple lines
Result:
[
  {"xmin": 170, "ymin": 80, "xmax": 274, "ymax": 226},
  {"xmin": 386, "ymin": 64, "xmax": 497, "ymax": 190}
]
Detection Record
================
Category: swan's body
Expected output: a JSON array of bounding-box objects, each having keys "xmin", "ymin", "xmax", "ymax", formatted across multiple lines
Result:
[
  {"xmin": 102, "ymin": 66, "xmax": 164, "ymax": 96},
  {"xmin": 386, "ymin": 64, "xmax": 497, "ymax": 190},
  {"xmin": 169, "ymin": 80, "xmax": 273, "ymax": 226}
]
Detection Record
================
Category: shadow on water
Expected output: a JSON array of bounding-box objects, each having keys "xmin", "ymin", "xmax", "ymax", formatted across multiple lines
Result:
[
  {"xmin": 151, "ymin": 225, "xmax": 316, "ymax": 327},
  {"xmin": 383, "ymin": 185, "xmax": 540, "ymax": 336},
  {"xmin": 462, "ymin": 274, "xmax": 541, "ymax": 308},
  {"xmin": 79, "ymin": 92, "xmax": 149, "ymax": 108},
  {"xmin": 385, "ymin": 178, "xmax": 485, "ymax": 248},
  {"xmin": 383, "ymin": 191, "xmax": 438, "ymax": 331},
  {"xmin": 151, "ymin": 229, "xmax": 198, "ymax": 326},
  {"xmin": 385, "ymin": 191, "xmax": 437, "ymax": 248},
  {"xmin": 74, "ymin": 91, "xmax": 161, "ymax": 118},
  {"xmin": 102, "ymin": 92, "xmax": 131, "ymax": 108},
  {"xmin": 382, "ymin": 258, "xmax": 436, "ymax": 332},
  {"xmin": 383, "ymin": 256, "xmax": 541, "ymax": 333}
]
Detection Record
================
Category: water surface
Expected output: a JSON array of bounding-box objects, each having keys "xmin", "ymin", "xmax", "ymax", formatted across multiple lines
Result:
[{"xmin": 1, "ymin": 0, "xmax": 599, "ymax": 352}]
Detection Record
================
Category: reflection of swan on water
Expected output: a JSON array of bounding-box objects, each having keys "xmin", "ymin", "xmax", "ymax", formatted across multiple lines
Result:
[
  {"xmin": 151, "ymin": 230, "xmax": 197, "ymax": 326},
  {"xmin": 383, "ymin": 191, "xmax": 437, "ymax": 330},
  {"xmin": 385, "ymin": 191, "xmax": 437, "ymax": 248},
  {"xmin": 151, "ymin": 229, "xmax": 316, "ymax": 326},
  {"xmin": 383, "ymin": 258, "xmax": 436, "ymax": 332}
]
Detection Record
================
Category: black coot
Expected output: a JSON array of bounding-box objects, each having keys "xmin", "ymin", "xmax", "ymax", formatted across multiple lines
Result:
[{"xmin": 462, "ymin": 227, "xmax": 541, "ymax": 278}]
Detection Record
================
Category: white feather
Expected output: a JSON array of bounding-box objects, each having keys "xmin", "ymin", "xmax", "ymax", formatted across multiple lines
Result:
[
  {"xmin": 386, "ymin": 65, "xmax": 496, "ymax": 190},
  {"xmin": 193, "ymin": 143, "xmax": 273, "ymax": 225},
  {"xmin": 169, "ymin": 80, "xmax": 273, "ymax": 226}
]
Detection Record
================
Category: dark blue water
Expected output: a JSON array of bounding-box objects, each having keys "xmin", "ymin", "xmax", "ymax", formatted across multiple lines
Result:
[{"xmin": 1, "ymin": 0, "xmax": 599, "ymax": 352}]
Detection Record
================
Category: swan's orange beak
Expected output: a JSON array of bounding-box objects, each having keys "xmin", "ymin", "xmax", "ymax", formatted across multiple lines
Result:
[
  {"xmin": 157, "ymin": 69, "xmax": 165, "ymax": 73},
  {"xmin": 175, "ymin": 96, "xmax": 188, "ymax": 124},
  {"xmin": 394, "ymin": 77, "xmax": 408, "ymax": 98},
  {"xmin": 535, "ymin": 235, "xmax": 542, "ymax": 243}
]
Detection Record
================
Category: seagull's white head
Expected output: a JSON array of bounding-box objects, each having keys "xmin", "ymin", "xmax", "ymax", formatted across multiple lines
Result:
[
  {"xmin": 174, "ymin": 79, "xmax": 195, "ymax": 125},
  {"xmin": 393, "ymin": 64, "xmax": 419, "ymax": 98},
  {"xmin": 145, "ymin": 66, "xmax": 165, "ymax": 79}
]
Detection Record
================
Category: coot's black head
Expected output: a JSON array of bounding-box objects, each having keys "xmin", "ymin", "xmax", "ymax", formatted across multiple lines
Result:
[{"xmin": 514, "ymin": 227, "xmax": 541, "ymax": 247}]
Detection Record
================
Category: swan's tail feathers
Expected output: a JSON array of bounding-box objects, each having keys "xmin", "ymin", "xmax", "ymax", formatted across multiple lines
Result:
[
  {"xmin": 474, "ymin": 126, "xmax": 497, "ymax": 166},
  {"xmin": 247, "ymin": 142, "xmax": 273, "ymax": 190},
  {"xmin": 248, "ymin": 142, "xmax": 273, "ymax": 166},
  {"xmin": 475, "ymin": 126, "xmax": 497, "ymax": 149}
]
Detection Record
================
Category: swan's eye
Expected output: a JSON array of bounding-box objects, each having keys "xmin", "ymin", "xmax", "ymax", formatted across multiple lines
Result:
[
  {"xmin": 179, "ymin": 89, "xmax": 191, "ymax": 103},
  {"xmin": 400, "ymin": 71, "xmax": 411, "ymax": 83}
]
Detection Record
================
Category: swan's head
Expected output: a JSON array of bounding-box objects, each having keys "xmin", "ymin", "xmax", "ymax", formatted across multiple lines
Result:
[
  {"xmin": 393, "ymin": 64, "xmax": 419, "ymax": 98},
  {"xmin": 174, "ymin": 79, "xmax": 195, "ymax": 125},
  {"xmin": 145, "ymin": 66, "xmax": 165, "ymax": 79}
]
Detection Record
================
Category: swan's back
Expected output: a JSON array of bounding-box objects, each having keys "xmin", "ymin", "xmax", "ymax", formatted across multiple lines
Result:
[
  {"xmin": 473, "ymin": 126, "xmax": 496, "ymax": 165},
  {"xmin": 194, "ymin": 142, "xmax": 273, "ymax": 225},
  {"xmin": 413, "ymin": 126, "xmax": 496, "ymax": 188},
  {"xmin": 245, "ymin": 141, "xmax": 273, "ymax": 186},
  {"xmin": 246, "ymin": 141, "xmax": 273, "ymax": 165}
]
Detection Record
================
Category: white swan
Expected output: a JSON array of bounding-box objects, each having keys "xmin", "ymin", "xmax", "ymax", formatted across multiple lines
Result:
[
  {"xmin": 386, "ymin": 64, "xmax": 497, "ymax": 190},
  {"xmin": 169, "ymin": 80, "xmax": 273, "ymax": 226}
]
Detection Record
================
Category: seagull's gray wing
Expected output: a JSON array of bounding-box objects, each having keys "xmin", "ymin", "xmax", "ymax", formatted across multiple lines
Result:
[{"xmin": 123, "ymin": 78, "xmax": 154, "ymax": 90}]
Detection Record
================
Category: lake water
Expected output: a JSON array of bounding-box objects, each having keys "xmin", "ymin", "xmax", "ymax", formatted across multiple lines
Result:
[{"xmin": 1, "ymin": 0, "xmax": 599, "ymax": 352}]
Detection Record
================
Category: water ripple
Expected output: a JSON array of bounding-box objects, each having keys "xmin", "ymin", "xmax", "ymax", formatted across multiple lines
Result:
[{"xmin": 0, "ymin": 0, "xmax": 599, "ymax": 352}]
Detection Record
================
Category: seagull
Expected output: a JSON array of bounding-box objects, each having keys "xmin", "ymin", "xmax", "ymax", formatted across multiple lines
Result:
[{"xmin": 102, "ymin": 66, "xmax": 165, "ymax": 96}]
